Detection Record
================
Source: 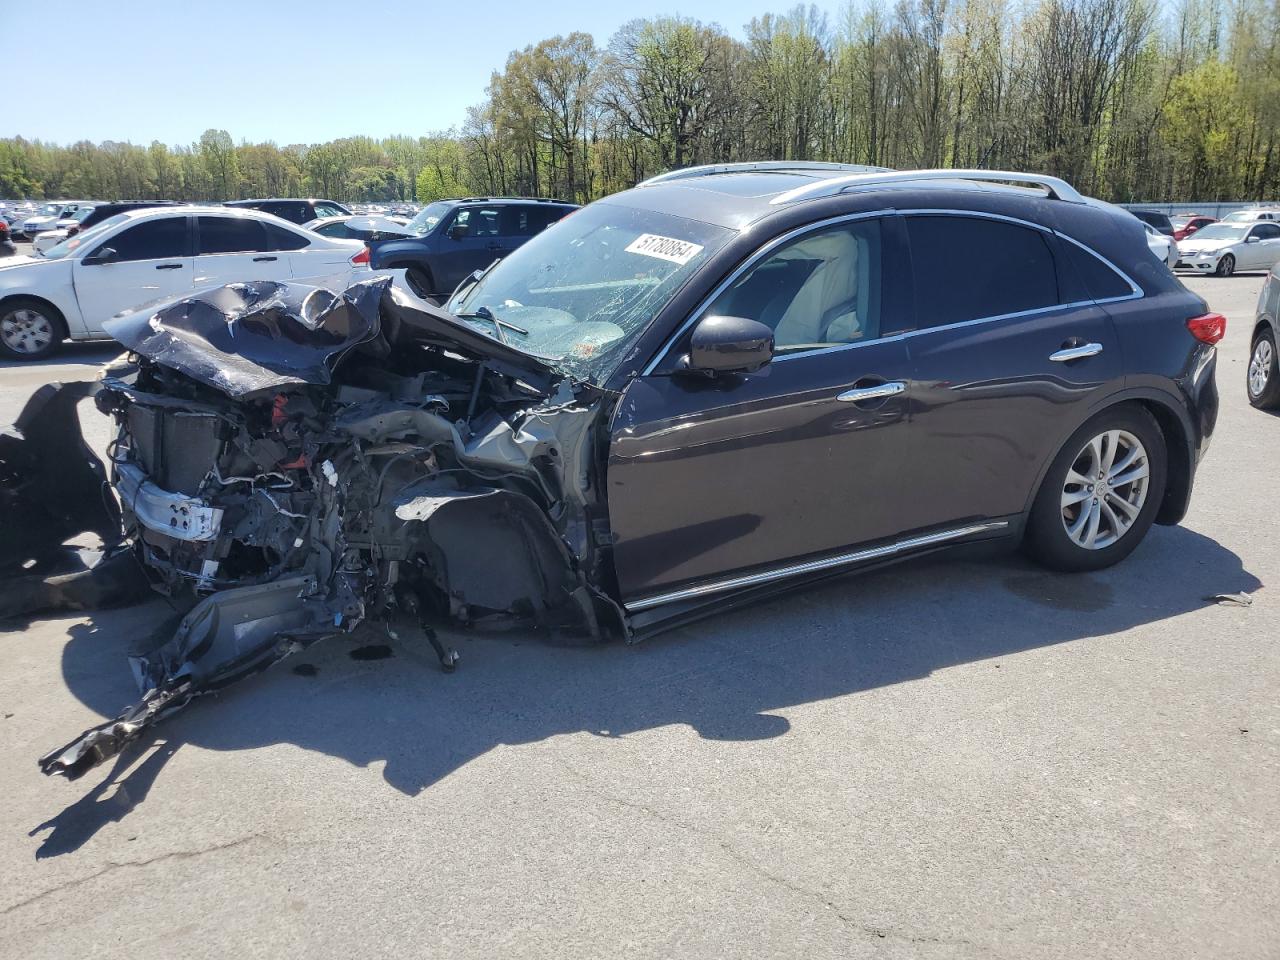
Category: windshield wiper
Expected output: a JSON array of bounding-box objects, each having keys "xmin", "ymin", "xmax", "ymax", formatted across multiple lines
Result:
[{"xmin": 454, "ymin": 306, "xmax": 528, "ymax": 345}]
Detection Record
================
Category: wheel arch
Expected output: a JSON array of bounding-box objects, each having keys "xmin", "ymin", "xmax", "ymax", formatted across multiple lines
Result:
[{"xmin": 1023, "ymin": 389, "xmax": 1197, "ymax": 529}]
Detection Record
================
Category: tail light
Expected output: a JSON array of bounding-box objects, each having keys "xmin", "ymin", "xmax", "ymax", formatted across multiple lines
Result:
[
  {"xmin": 351, "ymin": 246, "xmax": 371, "ymax": 266},
  {"xmin": 1187, "ymin": 312, "xmax": 1226, "ymax": 345}
]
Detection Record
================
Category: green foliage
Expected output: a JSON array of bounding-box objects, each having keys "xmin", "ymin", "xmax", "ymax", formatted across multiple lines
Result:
[{"xmin": 4, "ymin": 0, "xmax": 1280, "ymax": 203}]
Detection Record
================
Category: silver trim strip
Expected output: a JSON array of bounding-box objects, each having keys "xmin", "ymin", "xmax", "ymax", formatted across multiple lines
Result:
[
  {"xmin": 641, "ymin": 208, "xmax": 1144, "ymax": 374},
  {"xmin": 116, "ymin": 462, "xmax": 224, "ymax": 543},
  {"xmin": 1049, "ymin": 342, "xmax": 1104, "ymax": 362},
  {"xmin": 625, "ymin": 521, "xmax": 1010, "ymax": 612},
  {"xmin": 638, "ymin": 161, "xmax": 892, "ymax": 187},
  {"xmin": 770, "ymin": 169, "xmax": 1087, "ymax": 205}
]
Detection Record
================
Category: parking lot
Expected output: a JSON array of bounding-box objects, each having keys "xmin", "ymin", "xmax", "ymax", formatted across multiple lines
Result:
[{"xmin": 0, "ymin": 265, "xmax": 1276, "ymax": 958}]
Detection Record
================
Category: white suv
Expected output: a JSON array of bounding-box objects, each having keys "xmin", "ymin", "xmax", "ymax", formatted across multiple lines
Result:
[{"xmin": 0, "ymin": 206, "xmax": 370, "ymax": 359}]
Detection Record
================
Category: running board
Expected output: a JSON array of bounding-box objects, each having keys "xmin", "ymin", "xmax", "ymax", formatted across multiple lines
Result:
[{"xmin": 625, "ymin": 521, "xmax": 1010, "ymax": 612}]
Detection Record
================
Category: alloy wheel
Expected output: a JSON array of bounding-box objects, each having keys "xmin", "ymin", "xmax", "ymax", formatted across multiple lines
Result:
[
  {"xmin": 1217, "ymin": 254, "xmax": 1235, "ymax": 277},
  {"xmin": 1060, "ymin": 429, "xmax": 1150, "ymax": 550},
  {"xmin": 1, "ymin": 308, "xmax": 55, "ymax": 355},
  {"xmin": 1249, "ymin": 338, "xmax": 1273, "ymax": 398}
]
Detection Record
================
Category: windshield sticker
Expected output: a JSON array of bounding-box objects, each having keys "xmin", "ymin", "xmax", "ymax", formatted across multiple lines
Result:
[{"xmin": 625, "ymin": 233, "xmax": 704, "ymax": 265}]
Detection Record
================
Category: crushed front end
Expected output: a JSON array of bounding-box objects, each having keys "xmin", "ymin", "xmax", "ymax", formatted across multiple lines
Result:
[{"xmin": 39, "ymin": 277, "xmax": 625, "ymax": 778}]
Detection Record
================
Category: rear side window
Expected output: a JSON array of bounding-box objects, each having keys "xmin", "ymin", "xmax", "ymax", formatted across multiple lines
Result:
[
  {"xmin": 1060, "ymin": 241, "xmax": 1134, "ymax": 301},
  {"xmin": 198, "ymin": 216, "xmax": 267, "ymax": 254},
  {"xmin": 104, "ymin": 216, "xmax": 188, "ymax": 262},
  {"xmin": 264, "ymin": 221, "xmax": 310, "ymax": 250},
  {"xmin": 905, "ymin": 215, "xmax": 1058, "ymax": 328}
]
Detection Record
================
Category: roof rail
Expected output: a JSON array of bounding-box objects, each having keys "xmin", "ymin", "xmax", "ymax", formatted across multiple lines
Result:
[
  {"xmin": 769, "ymin": 169, "xmax": 1087, "ymax": 205},
  {"xmin": 638, "ymin": 161, "xmax": 893, "ymax": 187}
]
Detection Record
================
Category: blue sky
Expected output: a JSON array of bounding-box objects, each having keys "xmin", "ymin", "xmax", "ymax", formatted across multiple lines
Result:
[{"xmin": 3, "ymin": 0, "xmax": 769, "ymax": 146}]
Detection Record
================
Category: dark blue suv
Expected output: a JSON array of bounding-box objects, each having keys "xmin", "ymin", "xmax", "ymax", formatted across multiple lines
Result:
[{"xmin": 370, "ymin": 197, "xmax": 578, "ymax": 300}]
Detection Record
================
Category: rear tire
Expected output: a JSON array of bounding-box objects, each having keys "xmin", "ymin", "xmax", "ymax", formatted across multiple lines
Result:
[
  {"xmin": 1247, "ymin": 327, "xmax": 1280, "ymax": 409},
  {"xmin": 1024, "ymin": 405, "xmax": 1167, "ymax": 573},
  {"xmin": 1215, "ymin": 253, "xmax": 1236, "ymax": 277},
  {"xmin": 0, "ymin": 298, "xmax": 63, "ymax": 360}
]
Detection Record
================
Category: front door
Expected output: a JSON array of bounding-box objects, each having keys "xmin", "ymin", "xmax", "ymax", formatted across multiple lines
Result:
[
  {"xmin": 71, "ymin": 214, "xmax": 193, "ymax": 332},
  {"xmin": 608, "ymin": 215, "xmax": 917, "ymax": 604},
  {"xmin": 1243, "ymin": 223, "xmax": 1280, "ymax": 270},
  {"xmin": 435, "ymin": 206, "xmax": 506, "ymax": 294}
]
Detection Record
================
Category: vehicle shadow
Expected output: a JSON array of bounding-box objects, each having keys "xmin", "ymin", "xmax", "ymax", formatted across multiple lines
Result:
[
  {"xmin": 30, "ymin": 522, "xmax": 1261, "ymax": 857},
  {"xmin": 0, "ymin": 342, "xmax": 119, "ymax": 373}
]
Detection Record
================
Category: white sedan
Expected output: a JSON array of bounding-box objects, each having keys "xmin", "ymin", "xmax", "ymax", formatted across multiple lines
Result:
[
  {"xmin": 1143, "ymin": 223, "xmax": 1177, "ymax": 269},
  {"xmin": 0, "ymin": 206, "xmax": 370, "ymax": 359},
  {"xmin": 1176, "ymin": 221, "xmax": 1280, "ymax": 277}
]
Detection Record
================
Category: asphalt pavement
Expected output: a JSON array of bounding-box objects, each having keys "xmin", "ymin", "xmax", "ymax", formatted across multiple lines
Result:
[{"xmin": 0, "ymin": 268, "xmax": 1276, "ymax": 959}]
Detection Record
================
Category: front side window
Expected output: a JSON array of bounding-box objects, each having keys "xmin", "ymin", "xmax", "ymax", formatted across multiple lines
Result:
[
  {"xmin": 198, "ymin": 216, "xmax": 267, "ymax": 254},
  {"xmin": 99, "ymin": 216, "xmax": 188, "ymax": 262},
  {"xmin": 450, "ymin": 201, "xmax": 733, "ymax": 382},
  {"xmin": 703, "ymin": 220, "xmax": 883, "ymax": 353},
  {"xmin": 905, "ymin": 215, "xmax": 1059, "ymax": 328},
  {"xmin": 1251, "ymin": 224, "xmax": 1280, "ymax": 240},
  {"xmin": 45, "ymin": 213, "xmax": 130, "ymax": 259}
]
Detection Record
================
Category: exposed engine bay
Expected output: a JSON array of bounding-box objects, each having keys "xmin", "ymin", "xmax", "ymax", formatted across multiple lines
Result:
[{"xmin": 15, "ymin": 277, "xmax": 628, "ymax": 779}]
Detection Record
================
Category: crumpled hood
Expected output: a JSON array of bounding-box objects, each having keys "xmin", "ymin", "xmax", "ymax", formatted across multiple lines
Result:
[{"xmin": 103, "ymin": 275, "xmax": 560, "ymax": 399}]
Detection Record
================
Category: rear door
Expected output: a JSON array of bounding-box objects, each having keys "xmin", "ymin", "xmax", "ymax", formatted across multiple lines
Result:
[
  {"xmin": 898, "ymin": 212, "xmax": 1126, "ymax": 530},
  {"xmin": 193, "ymin": 215, "xmax": 291, "ymax": 288},
  {"xmin": 71, "ymin": 214, "xmax": 193, "ymax": 330}
]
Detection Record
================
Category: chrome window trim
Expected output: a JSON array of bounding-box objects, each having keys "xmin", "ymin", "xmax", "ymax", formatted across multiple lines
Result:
[
  {"xmin": 641, "ymin": 208, "xmax": 1144, "ymax": 374},
  {"xmin": 626, "ymin": 520, "xmax": 1010, "ymax": 612}
]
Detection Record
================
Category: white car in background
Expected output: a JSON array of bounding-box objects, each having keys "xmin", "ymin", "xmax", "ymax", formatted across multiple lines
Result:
[
  {"xmin": 1220, "ymin": 208, "xmax": 1279, "ymax": 224},
  {"xmin": 1144, "ymin": 223, "xmax": 1177, "ymax": 269},
  {"xmin": 1176, "ymin": 220, "xmax": 1280, "ymax": 277},
  {"xmin": 32, "ymin": 204, "xmax": 101, "ymax": 255},
  {"xmin": 0, "ymin": 206, "xmax": 370, "ymax": 359},
  {"xmin": 20, "ymin": 201, "xmax": 90, "ymax": 240}
]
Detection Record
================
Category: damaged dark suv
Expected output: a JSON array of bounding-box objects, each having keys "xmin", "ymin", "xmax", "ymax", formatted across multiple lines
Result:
[{"xmin": 8, "ymin": 163, "xmax": 1221, "ymax": 779}]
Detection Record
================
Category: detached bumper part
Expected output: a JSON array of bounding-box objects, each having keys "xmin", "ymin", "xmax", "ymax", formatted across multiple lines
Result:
[{"xmin": 40, "ymin": 575, "xmax": 333, "ymax": 779}]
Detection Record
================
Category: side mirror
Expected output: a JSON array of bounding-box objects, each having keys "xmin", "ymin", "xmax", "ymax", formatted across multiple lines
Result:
[
  {"xmin": 1245, "ymin": 235, "xmax": 1261, "ymax": 244},
  {"xmin": 683, "ymin": 315, "xmax": 774, "ymax": 375},
  {"xmin": 84, "ymin": 246, "xmax": 118, "ymax": 265},
  {"xmin": 448, "ymin": 222, "xmax": 469, "ymax": 240}
]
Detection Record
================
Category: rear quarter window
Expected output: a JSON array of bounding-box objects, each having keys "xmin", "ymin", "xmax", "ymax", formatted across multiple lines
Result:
[{"xmin": 1059, "ymin": 240, "xmax": 1135, "ymax": 301}]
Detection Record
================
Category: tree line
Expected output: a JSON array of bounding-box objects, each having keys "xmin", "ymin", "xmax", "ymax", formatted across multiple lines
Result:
[{"xmin": 3, "ymin": 0, "xmax": 1279, "ymax": 205}]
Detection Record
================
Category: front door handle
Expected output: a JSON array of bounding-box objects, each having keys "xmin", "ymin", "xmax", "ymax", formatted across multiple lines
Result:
[
  {"xmin": 837, "ymin": 381, "xmax": 906, "ymax": 403},
  {"xmin": 1049, "ymin": 342, "xmax": 1104, "ymax": 362},
  {"xmin": 252, "ymin": 255, "xmax": 278, "ymax": 262},
  {"xmin": 154, "ymin": 263, "xmax": 183, "ymax": 270}
]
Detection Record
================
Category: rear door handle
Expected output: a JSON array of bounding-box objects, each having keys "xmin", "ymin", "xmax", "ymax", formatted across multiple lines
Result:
[
  {"xmin": 252, "ymin": 255, "xmax": 278, "ymax": 262},
  {"xmin": 1049, "ymin": 342, "xmax": 1104, "ymax": 362},
  {"xmin": 155, "ymin": 263, "xmax": 183, "ymax": 270},
  {"xmin": 837, "ymin": 381, "xmax": 906, "ymax": 403}
]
